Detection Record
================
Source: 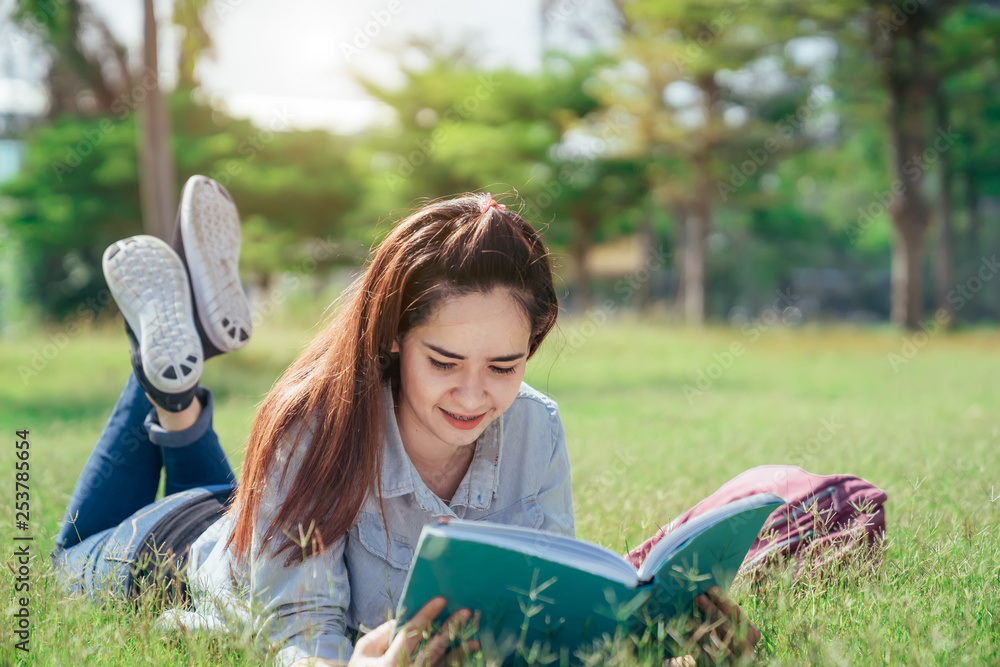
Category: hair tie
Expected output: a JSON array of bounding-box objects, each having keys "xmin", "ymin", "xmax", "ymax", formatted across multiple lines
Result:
[{"xmin": 479, "ymin": 193, "xmax": 506, "ymax": 214}]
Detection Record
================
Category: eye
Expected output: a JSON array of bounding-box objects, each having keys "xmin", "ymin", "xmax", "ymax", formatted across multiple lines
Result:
[
  {"xmin": 429, "ymin": 358, "xmax": 454, "ymax": 370},
  {"xmin": 491, "ymin": 365, "xmax": 518, "ymax": 376}
]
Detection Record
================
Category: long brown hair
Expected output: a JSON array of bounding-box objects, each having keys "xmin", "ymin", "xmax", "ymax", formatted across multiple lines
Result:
[{"xmin": 226, "ymin": 193, "xmax": 559, "ymax": 566}]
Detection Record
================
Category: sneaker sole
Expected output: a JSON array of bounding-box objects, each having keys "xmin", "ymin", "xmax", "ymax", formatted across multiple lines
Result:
[
  {"xmin": 179, "ymin": 176, "xmax": 252, "ymax": 353},
  {"xmin": 103, "ymin": 236, "xmax": 203, "ymax": 394}
]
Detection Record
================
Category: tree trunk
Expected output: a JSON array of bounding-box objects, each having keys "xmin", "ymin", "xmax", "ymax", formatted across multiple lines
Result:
[
  {"xmin": 672, "ymin": 203, "xmax": 686, "ymax": 311},
  {"xmin": 885, "ymin": 26, "xmax": 931, "ymax": 330},
  {"xmin": 682, "ymin": 155, "xmax": 711, "ymax": 325},
  {"xmin": 635, "ymin": 207, "xmax": 655, "ymax": 312},
  {"xmin": 138, "ymin": 0, "xmax": 177, "ymax": 240},
  {"xmin": 963, "ymin": 150, "xmax": 982, "ymax": 319},
  {"xmin": 891, "ymin": 220, "xmax": 928, "ymax": 330},
  {"xmin": 679, "ymin": 74, "xmax": 717, "ymax": 326},
  {"xmin": 572, "ymin": 218, "xmax": 594, "ymax": 313},
  {"xmin": 964, "ymin": 140, "xmax": 980, "ymax": 268},
  {"xmin": 932, "ymin": 94, "xmax": 955, "ymax": 323}
]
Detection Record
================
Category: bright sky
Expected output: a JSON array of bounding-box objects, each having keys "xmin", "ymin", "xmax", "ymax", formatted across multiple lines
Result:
[
  {"xmin": 1, "ymin": 0, "xmax": 548, "ymax": 133},
  {"xmin": 0, "ymin": 0, "xmax": 831, "ymax": 136}
]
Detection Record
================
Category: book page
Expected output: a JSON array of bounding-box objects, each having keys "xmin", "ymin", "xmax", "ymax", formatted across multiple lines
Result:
[
  {"xmin": 429, "ymin": 519, "xmax": 640, "ymax": 586},
  {"xmin": 636, "ymin": 492, "xmax": 785, "ymax": 582}
]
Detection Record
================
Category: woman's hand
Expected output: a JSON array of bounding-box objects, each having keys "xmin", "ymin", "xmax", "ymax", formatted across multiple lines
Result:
[
  {"xmin": 349, "ymin": 596, "xmax": 479, "ymax": 667},
  {"xmin": 667, "ymin": 586, "xmax": 761, "ymax": 665}
]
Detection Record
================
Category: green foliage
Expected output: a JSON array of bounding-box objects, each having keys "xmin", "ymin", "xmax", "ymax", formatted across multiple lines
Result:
[
  {"xmin": 353, "ymin": 50, "xmax": 630, "ymax": 235},
  {"xmin": 0, "ymin": 90, "xmax": 364, "ymax": 321},
  {"xmin": 7, "ymin": 0, "xmax": 1000, "ymax": 324},
  {"xmin": 173, "ymin": 0, "xmax": 215, "ymax": 88},
  {"xmin": 0, "ymin": 114, "xmax": 142, "ymax": 318}
]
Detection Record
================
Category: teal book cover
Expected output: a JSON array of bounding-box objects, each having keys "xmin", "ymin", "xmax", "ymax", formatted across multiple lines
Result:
[{"xmin": 393, "ymin": 492, "xmax": 784, "ymax": 651}]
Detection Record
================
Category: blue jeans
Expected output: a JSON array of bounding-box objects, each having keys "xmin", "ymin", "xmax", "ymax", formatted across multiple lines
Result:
[{"xmin": 50, "ymin": 373, "xmax": 237, "ymax": 600}]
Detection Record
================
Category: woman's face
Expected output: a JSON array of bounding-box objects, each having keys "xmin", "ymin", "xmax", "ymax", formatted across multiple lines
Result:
[{"xmin": 392, "ymin": 288, "xmax": 531, "ymax": 458}]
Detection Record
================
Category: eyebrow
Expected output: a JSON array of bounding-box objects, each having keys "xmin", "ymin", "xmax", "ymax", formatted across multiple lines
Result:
[{"xmin": 423, "ymin": 342, "xmax": 526, "ymax": 363}]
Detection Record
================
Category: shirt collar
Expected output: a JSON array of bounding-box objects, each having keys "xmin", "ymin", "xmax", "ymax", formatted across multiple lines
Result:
[{"xmin": 378, "ymin": 383, "xmax": 502, "ymax": 512}]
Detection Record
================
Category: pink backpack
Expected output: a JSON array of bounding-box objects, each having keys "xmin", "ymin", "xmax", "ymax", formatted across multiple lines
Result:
[{"xmin": 627, "ymin": 465, "xmax": 888, "ymax": 574}]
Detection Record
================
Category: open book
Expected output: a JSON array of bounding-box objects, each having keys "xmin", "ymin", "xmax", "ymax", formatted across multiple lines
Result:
[{"xmin": 393, "ymin": 492, "xmax": 784, "ymax": 650}]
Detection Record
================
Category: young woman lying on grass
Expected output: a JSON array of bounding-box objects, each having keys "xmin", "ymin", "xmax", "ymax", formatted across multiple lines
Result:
[{"xmin": 51, "ymin": 178, "xmax": 759, "ymax": 666}]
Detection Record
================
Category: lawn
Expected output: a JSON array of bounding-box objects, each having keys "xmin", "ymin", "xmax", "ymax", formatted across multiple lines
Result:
[{"xmin": 1, "ymin": 310, "xmax": 997, "ymax": 665}]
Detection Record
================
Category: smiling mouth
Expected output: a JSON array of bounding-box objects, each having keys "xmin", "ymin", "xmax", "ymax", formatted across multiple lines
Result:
[{"xmin": 442, "ymin": 408, "xmax": 485, "ymax": 421}]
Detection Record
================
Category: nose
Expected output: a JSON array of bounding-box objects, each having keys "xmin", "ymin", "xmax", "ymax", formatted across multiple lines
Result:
[{"xmin": 452, "ymin": 368, "xmax": 487, "ymax": 413}]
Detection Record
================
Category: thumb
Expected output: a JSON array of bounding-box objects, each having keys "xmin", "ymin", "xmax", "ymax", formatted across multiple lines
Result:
[{"xmin": 356, "ymin": 619, "xmax": 396, "ymax": 657}]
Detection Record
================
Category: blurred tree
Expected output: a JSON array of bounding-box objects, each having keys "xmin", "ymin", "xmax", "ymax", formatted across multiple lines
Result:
[
  {"xmin": 13, "ymin": 0, "xmax": 177, "ymax": 239},
  {"xmin": 533, "ymin": 155, "xmax": 650, "ymax": 310},
  {"xmin": 12, "ymin": 0, "xmax": 130, "ymax": 115},
  {"xmin": 849, "ymin": 0, "xmax": 999, "ymax": 328},
  {"xmin": 593, "ymin": 0, "xmax": 809, "ymax": 324},
  {"xmin": 1, "ymin": 91, "xmax": 362, "ymax": 319},
  {"xmin": 173, "ymin": 0, "xmax": 214, "ymax": 88},
  {"xmin": 0, "ymin": 114, "xmax": 142, "ymax": 317},
  {"xmin": 353, "ymin": 46, "xmax": 640, "ymax": 306},
  {"xmin": 139, "ymin": 0, "xmax": 176, "ymax": 240},
  {"xmin": 928, "ymin": 6, "xmax": 1000, "ymax": 321}
]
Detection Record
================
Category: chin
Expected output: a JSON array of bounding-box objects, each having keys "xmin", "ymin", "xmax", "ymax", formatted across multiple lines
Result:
[
  {"xmin": 441, "ymin": 428, "xmax": 484, "ymax": 448},
  {"xmin": 451, "ymin": 431, "xmax": 482, "ymax": 447}
]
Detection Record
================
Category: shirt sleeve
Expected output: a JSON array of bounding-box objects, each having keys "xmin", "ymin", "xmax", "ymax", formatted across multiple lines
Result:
[
  {"xmin": 534, "ymin": 399, "xmax": 576, "ymax": 538},
  {"xmin": 248, "ymin": 428, "xmax": 354, "ymax": 667}
]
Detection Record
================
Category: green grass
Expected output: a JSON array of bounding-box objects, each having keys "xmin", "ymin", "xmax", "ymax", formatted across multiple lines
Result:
[{"xmin": 1, "ymin": 312, "xmax": 998, "ymax": 665}]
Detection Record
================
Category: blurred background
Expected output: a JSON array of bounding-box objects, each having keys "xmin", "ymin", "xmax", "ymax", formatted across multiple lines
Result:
[{"xmin": 1, "ymin": 0, "xmax": 999, "ymax": 332}]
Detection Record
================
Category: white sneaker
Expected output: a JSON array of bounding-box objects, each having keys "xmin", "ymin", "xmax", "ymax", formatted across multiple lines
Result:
[
  {"xmin": 173, "ymin": 175, "xmax": 252, "ymax": 358},
  {"xmin": 103, "ymin": 236, "xmax": 203, "ymax": 400}
]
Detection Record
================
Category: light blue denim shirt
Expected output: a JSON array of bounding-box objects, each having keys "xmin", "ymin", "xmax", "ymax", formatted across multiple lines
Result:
[{"xmin": 159, "ymin": 381, "xmax": 574, "ymax": 666}]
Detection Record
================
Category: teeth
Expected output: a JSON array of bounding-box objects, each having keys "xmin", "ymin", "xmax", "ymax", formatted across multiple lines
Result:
[{"xmin": 445, "ymin": 410, "xmax": 478, "ymax": 421}]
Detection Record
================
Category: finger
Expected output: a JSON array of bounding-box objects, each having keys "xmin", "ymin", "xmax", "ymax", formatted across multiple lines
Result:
[
  {"xmin": 704, "ymin": 589, "xmax": 743, "ymax": 624},
  {"xmin": 693, "ymin": 616, "xmax": 733, "ymax": 660},
  {"xmin": 706, "ymin": 586, "xmax": 736, "ymax": 617},
  {"xmin": 687, "ymin": 617, "xmax": 720, "ymax": 647},
  {"xmin": 706, "ymin": 587, "xmax": 759, "ymax": 651},
  {"xmin": 418, "ymin": 608, "xmax": 472, "ymax": 666},
  {"xmin": 747, "ymin": 619, "xmax": 762, "ymax": 646},
  {"xmin": 411, "ymin": 596, "xmax": 449, "ymax": 625},
  {"xmin": 442, "ymin": 639, "xmax": 481, "ymax": 667},
  {"xmin": 707, "ymin": 587, "xmax": 749, "ymax": 629},
  {"xmin": 389, "ymin": 597, "xmax": 449, "ymax": 660},
  {"xmin": 696, "ymin": 593, "xmax": 720, "ymax": 621},
  {"xmin": 355, "ymin": 620, "xmax": 395, "ymax": 656}
]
